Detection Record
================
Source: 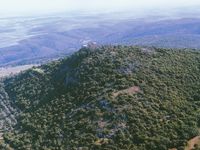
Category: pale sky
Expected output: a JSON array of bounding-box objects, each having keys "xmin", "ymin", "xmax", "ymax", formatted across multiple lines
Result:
[{"xmin": 0, "ymin": 0, "xmax": 200, "ymax": 17}]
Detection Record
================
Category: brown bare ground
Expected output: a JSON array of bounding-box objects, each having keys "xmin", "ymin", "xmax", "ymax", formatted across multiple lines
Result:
[
  {"xmin": 185, "ymin": 136, "xmax": 200, "ymax": 150},
  {"xmin": 169, "ymin": 135, "xmax": 200, "ymax": 150},
  {"xmin": 112, "ymin": 86, "xmax": 140, "ymax": 98}
]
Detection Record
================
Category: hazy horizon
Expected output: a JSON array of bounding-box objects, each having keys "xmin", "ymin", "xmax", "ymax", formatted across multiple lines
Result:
[{"xmin": 1, "ymin": 0, "xmax": 200, "ymax": 18}]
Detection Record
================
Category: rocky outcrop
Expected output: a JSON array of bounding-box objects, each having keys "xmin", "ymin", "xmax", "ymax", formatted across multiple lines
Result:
[{"xmin": 0, "ymin": 83, "xmax": 17, "ymax": 138}]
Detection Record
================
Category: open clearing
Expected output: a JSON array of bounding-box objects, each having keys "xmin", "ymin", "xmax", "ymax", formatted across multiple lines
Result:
[
  {"xmin": 112, "ymin": 86, "xmax": 141, "ymax": 98},
  {"xmin": 184, "ymin": 136, "xmax": 200, "ymax": 150},
  {"xmin": 0, "ymin": 64, "xmax": 38, "ymax": 78},
  {"xmin": 169, "ymin": 135, "xmax": 200, "ymax": 150}
]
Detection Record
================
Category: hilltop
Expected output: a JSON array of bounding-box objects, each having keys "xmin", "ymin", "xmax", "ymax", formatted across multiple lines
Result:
[{"xmin": 0, "ymin": 46, "xmax": 200, "ymax": 150}]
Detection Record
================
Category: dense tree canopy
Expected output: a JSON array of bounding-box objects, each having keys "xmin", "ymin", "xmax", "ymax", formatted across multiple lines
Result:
[{"xmin": 1, "ymin": 46, "xmax": 200, "ymax": 150}]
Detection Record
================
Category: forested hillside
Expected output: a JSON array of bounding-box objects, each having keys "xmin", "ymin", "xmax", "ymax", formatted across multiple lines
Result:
[{"xmin": 1, "ymin": 46, "xmax": 200, "ymax": 150}]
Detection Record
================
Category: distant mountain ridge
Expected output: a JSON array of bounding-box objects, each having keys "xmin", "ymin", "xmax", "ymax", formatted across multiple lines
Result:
[{"xmin": 1, "ymin": 17, "xmax": 200, "ymax": 66}]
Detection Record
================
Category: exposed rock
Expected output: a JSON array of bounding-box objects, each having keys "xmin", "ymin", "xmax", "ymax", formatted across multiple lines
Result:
[{"xmin": 0, "ymin": 83, "xmax": 17, "ymax": 138}]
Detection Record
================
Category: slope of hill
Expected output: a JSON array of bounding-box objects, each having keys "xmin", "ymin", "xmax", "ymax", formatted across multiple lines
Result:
[
  {"xmin": 0, "ymin": 82, "xmax": 17, "ymax": 148},
  {"xmin": 1, "ymin": 46, "xmax": 200, "ymax": 150}
]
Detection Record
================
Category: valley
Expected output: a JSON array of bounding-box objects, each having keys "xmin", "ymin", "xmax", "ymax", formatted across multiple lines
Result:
[
  {"xmin": 0, "ymin": 64, "xmax": 37, "ymax": 78},
  {"xmin": 1, "ymin": 15, "xmax": 200, "ymax": 67}
]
